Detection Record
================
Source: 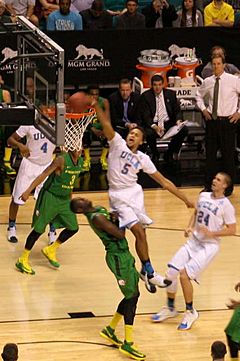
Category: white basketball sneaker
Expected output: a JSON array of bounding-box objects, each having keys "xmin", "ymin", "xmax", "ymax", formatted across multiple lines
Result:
[
  {"xmin": 178, "ymin": 309, "xmax": 199, "ymax": 330},
  {"xmin": 149, "ymin": 272, "xmax": 172, "ymax": 288},
  {"xmin": 7, "ymin": 225, "xmax": 18, "ymax": 243},
  {"xmin": 151, "ymin": 306, "xmax": 178, "ymax": 323}
]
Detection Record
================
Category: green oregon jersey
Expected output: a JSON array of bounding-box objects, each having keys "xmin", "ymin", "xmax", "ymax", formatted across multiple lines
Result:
[
  {"xmin": 0, "ymin": 89, "xmax": 3, "ymax": 102},
  {"xmin": 86, "ymin": 206, "xmax": 129, "ymax": 252},
  {"xmin": 43, "ymin": 152, "xmax": 83, "ymax": 197}
]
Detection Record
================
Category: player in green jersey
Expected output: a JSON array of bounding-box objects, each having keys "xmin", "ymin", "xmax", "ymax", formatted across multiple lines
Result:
[
  {"xmin": 225, "ymin": 281, "xmax": 240, "ymax": 358},
  {"xmin": 70, "ymin": 197, "xmax": 146, "ymax": 361},
  {"xmin": 16, "ymin": 150, "xmax": 83, "ymax": 275}
]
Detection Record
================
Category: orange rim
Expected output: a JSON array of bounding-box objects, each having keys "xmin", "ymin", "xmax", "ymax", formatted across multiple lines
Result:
[{"xmin": 43, "ymin": 107, "xmax": 95, "ymax": 119}]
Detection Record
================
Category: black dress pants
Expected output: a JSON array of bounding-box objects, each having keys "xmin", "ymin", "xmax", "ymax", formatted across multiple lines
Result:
[{"xmin": 205, "ymin": 117, "xmax": 236, "ymax": 190}]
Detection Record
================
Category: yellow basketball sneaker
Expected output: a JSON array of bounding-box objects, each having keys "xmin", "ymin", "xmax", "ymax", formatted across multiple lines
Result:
[
  {"xmin": 15, "ymin": 258, "xmax": 35, "ymax": 275},
  {"xmin": 4, "ymin": 162, "xmax": 16, "ymax": 176},
  {"xmin": 100, "ymin": 326, "xmax": 122, "ymax": 347},
  {"xmin": 41, "ymin": 246, "xmax": 60, "ymax": 268},
  {"xmin": 119, "ymin": 341, "xmax": 146, "ymax": 360}
]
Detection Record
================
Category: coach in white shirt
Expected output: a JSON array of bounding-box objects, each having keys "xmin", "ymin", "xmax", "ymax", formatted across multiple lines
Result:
[{"xmin": 196, "ymin": 54, "xmax": 240, "ymax": 196}]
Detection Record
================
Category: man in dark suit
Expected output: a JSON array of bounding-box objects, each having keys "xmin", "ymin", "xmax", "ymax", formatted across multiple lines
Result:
[
  {"xmin": 138, "ymin": 74, "xmax": 188, "ymax": 163},
  {"xmin": 109, "ymin": 78, "xmax": 140, "ymax": 139}
]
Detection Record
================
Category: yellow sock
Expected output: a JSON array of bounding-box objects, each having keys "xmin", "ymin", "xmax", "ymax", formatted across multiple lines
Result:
[
  {"xmin": 125, "ymin": 324, "xmax": 133, "ymax": 344},
  {"xmin": 21, "ymin": 249, "xmax": 31, "ymax": 262},
  {"xmin": 109, "ymin": 312, "xmax": 123, "ymax": 330},
  {"xmin": 100, "ymin": 147, "xmax": 108, "ymax": 160},
  {"xmin": 4, "ymin": 147, "xmax": 12, "ymax": 162},
  {"xmin": 84, "ymin": 148, "xmax": 90, "ymax": 160},
  {"xmin": 48, "ymin": 240, "xmax": 61, "ymax": 250}
]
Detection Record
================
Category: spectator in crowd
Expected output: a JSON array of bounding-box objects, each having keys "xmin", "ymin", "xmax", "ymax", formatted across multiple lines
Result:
[
  {"xmin": 225, "ymin": 282, "xmax": 240, "ymax": 359},
  {"xmin": 33, "ymin": 0, "xmax": 59, "ymax": 29},
  {"xmin": 142, "ymin": 0, "xmax": 178, "ymax": 27},
  {"xmin": 5, "ymin": 0, "xmax": 36, "ymax": 23},
  {"xmin": 47, "ymin": 0, "xmax": 82, "ymax": 30},
  {"xmin": 204, "ymin": 0, "xmax": 234, "ymax": 27},
  {"xmin": 0, "ymin": 0, "xmax": 12, "ymax": 28},
  {"xmin": 138, "ymin": 74, "xmax": 188, "ymax": 164},
  {"xmin": 211, "ymin": 341, "xmax": 227, "ymax": 361},
  {"xmin": 1, "ymin": 343, "xmax": 18, "ymax": 361},
  {"xmin": 82, "ymin": 85, "xmax": 110, "ymax": 171},
  {"xmin": 201, "ymin": 45, "xmax": 240, "ymax": 79},
  {"xmin": 115, "ymin": 0, "xmax": 145, "ymax": 28},
  {"xmin": 80, "ymin": 0, "xmax": 113, "ymax": 29},
  {"xmin": 196, "ymin": 54, "xmax": 240, "ymax": 196},
  {"xmin": 173, "ymin": 0, "xmax": 203, "ymax": 27},
  {"xmin": 108, "ymin": 78, "xmax": 140, "ymax": 139}
]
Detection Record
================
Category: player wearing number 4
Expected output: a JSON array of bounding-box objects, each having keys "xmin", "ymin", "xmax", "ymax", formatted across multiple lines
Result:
[
  {"xmin": 7, "ymin": 126, "xmax": 56, "ymax": 244},
  {"xmin": 152, "ymin": 172, "xmax": 236, "ymax": 330},
  {"xmin": 15, "ymin": 149, "xmax": 83, "ymax": 275},
  {"xmin": 91, "ymin": 98, "xmax": 195, "ymax": 293}
]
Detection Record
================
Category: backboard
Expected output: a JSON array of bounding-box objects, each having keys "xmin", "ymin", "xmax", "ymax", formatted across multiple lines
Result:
[{"xmin": 0, "ymin": 16, "xmax": 65, "ymax": 146}]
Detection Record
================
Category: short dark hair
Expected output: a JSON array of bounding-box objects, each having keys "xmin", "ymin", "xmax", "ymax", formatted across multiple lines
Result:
[
  {"xmin": 151, "ymin": 74, "xmax": 164, "ymax": 85},
  {"xmin": 126, "ymin": 0, "xmax": 138, "ymax": 4},
  {"xmin": 91, "ymin": 0, "xmax": 104, "ymax": 11},
  {"xmin": 2, "ymin": 343, "xmax": 18, "ymax": 361},
  {"xmin": 128, "ymin": 126, "xmax": 146, "ymax": 142},
  {"xmin": 119, "ymin": 78, "xmax": 132, "ymax": 87},
  {"xmin": 211, "ymin": 341, "xmax": 227, "ymax": 359},
  {"xmin": 87, "ymin": 84, "xmax": 100, "ymax": 94},
  {"xmin": 210, "ymin": 45, "xmax": 226, "ymax": 57}
]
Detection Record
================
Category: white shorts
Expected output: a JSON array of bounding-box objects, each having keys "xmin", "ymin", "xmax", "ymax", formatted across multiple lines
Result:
[
  {"xmin": 168, "ymin": 238, "xmax": 219, "ymax": 281},
  {"xmin": 12, "ymin": 157, "xmax": 51, "ymax": 205},
  {"xmin": 109, "ymin": 183, "xmax": 152, "ymax": 229}
]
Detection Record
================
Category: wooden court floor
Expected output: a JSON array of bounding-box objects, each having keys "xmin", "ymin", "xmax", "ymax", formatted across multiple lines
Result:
[{"xmin": 0, "ymin": 187, "xmax": 239, "ymax": 360}]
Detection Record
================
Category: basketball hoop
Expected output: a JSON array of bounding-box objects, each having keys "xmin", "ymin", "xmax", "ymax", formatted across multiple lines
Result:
[{"xmin": 45, "ymin": 107, "xmax": 96, "ymax": 151}]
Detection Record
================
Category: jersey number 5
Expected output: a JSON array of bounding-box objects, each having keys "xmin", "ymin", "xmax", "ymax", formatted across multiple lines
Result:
[{"xmin": 121, "ymin": 163, "xmax": 131, "ymax": 175}]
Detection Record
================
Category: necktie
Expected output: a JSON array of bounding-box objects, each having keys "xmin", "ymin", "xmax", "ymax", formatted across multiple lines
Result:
[
  {"xmin": 212, "ymin": 77, "xmax": 219, "ymax": 120},
  {"xmin": 156, "ymin": 95, "xmax": 164, "ymax": 129}
]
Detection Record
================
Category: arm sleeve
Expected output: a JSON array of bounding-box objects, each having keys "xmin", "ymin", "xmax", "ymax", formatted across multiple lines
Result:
[
  {"xmin": 16, "ymin": 126, "xmax": 29, "ymax": 138},
  {"xmin": 204, "ymin": 7, "xmax": 213, "ymax": 26},
  {"xmin": 141, "ymin": 154, "xmax": 157, "ymax": 174},
  {"xmin": 223, "ymin": 201, "xmax": 236, "ymax": 225},
  {"xmin": 46, "ymin": 13, "xmax": 55, "ymax": 30},
  {"xmin": 75, "ymin": 13, "xmax": 83, "ymax": 30}
]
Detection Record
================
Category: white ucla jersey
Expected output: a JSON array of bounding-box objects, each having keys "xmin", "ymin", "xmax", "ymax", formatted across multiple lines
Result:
[
  {"xmin": 107, "ymin": 132, "xmax": 157, "ymax": 189},
  {"xmin": 16, "ymin": 126, "xmax": 55, "ymax": 165},
  {"xmin": 193, "ymin": 192, "xmax": 236, "ymax": 244}
]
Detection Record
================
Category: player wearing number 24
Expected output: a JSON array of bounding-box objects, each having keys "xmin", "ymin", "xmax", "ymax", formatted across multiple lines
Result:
[{"xmin": 152, "ymin": 172, "xmax": 236, "ymax": 331}]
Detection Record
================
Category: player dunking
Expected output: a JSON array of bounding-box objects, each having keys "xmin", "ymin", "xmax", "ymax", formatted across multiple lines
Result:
[
  {"xmin": 7, "ymin": 126, "xmax": 56, "ymax": 243},
  {"xmin": 16, "ymin": 150, "xmax": 83, "ymax": 275},
  {"xmin": 70, "ymin": 197, "xmax": 146, "ymax": 360},
  {"xmin": 152, "ymin": 172, "xmax": 236, "ymax": 330},
  {"xmin": 91, "ymin": 99, "xmax": 194, "ymax": 292}
]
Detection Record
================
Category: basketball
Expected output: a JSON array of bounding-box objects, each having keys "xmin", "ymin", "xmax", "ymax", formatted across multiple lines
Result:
[{"xmin": 67, "ymin": 92, "xmax": 89, "ymax": 113}]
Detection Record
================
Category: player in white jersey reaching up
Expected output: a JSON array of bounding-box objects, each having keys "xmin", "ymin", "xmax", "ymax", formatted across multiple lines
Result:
[
  {"xmin": 91, "ymin": 99, "xmax": 195, "ymax": 293},
  {"xmin": 152, "ymin": 172, "xmax": 236, "ymax": 330},
  {"xmin": 7, "ymin": 126, "xmax": 56, "ymax": 244}
]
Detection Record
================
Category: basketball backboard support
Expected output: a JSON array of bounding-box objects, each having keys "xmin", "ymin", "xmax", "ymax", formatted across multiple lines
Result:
[{"xmin": 0, "ymin": 16, "xmax": 65, "ymax": 146}]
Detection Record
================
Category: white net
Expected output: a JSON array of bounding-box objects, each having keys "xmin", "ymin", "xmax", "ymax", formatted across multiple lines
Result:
[{"xmin": 63, "ymin": 108, "xmax": 96, "ymax": 151}]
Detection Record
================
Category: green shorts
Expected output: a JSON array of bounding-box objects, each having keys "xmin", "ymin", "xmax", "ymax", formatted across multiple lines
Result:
[
  {"xmin": 32, "ymin": 189, "xmax": 79, "ymax": 234},
  {"xmin": 106, "ymin": 251, "xmax": 139, "ymax": 299}
]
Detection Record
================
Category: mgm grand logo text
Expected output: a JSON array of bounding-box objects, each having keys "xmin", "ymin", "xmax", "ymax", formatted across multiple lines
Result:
[{"xmin": 68, "ymin": 44, "xmax": 110, "ymax": 70}]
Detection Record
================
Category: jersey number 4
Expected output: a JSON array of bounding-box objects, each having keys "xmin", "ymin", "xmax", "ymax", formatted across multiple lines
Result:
[{"xmin": 41, "ymin": 142, "xmax": 48, "ymax": 153}]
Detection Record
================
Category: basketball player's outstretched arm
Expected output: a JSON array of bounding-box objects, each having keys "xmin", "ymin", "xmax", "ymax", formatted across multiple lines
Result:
[
  {"xmin": 93, "ymin": 214, "xmax": 125, "ymax": 240},
  {"xmin": 19, "ymin": 156, "xmax": 64, "ymax": 202},
  {"xmin": 149, "ymin": 170, "xmax": 195, "ymax": 208},
  {"xmin": 92, "ymin": 101, "xmax": 115, "ymax": 141}
]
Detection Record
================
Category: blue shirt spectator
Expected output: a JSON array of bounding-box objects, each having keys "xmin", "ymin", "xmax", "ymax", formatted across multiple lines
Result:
[{"xmin": 47, "ymin": 0, "xmax": 83, "ymax": 30}]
